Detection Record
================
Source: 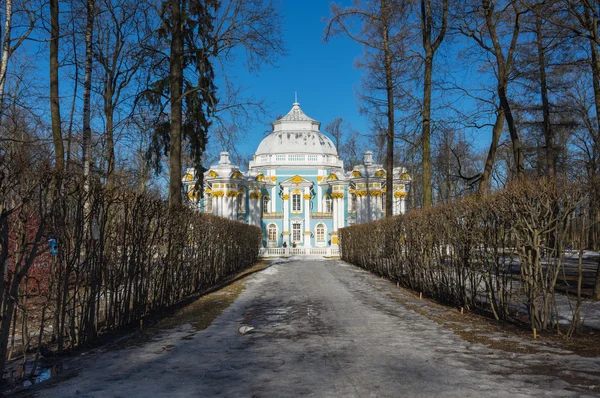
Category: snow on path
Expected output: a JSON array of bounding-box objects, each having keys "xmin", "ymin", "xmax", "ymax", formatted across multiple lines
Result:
[{"xmin": 38, "ymin": 259, "xmax": 600, "ymax": 397}]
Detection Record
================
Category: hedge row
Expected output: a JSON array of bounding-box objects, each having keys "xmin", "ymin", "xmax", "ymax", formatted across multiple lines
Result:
[
  {"xmin": 1, "ymin": 170, "xmax": 261, "ymax": 376},
  {"xmin": 340, "ymin": 178, "xmax": 593, "ymax": 333}
]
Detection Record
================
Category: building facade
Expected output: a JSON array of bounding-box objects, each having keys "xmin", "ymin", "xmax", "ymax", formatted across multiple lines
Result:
[{"xmin": 183, "ymin": 102, "xmax": 411, "ymax": 248}]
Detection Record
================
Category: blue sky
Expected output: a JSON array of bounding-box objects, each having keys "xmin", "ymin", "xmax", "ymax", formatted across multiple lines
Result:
[{"xmin": 225, "ymin": 0, "xmax": 371, "ymax": 157}]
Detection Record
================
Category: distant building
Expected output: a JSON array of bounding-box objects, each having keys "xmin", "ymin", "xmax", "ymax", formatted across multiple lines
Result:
[{"xmin": 183, "ymin": 102, "xmax": 411, "ymax": 248}]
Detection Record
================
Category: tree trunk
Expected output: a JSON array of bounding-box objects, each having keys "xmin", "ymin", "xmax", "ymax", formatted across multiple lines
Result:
[
  {"xmin": 498, "ymin": 85, "xmax": 525, "ymax": 177},
  {"xmin": 82, "ymin": 0, "xmax": 95, "ymax": 184},
  {"xmin": 478, "ymin": 110, "xmax": 505, "ymax": 196},
  {"xmin": 169, "ymin": 0, "xmax": 183, "ymax": 207},
  {"xmin": 535, "ymin": 14, "xmax": 555, "ymax": 177},
  {"xmin": 482, "ymin": 0, "xmax": 524, "ymax": 178},
  {"xmin": 0, "ymin": 0, "xmax": 13, "ymax": 123},
  {"xmin": 382, "ymin": 1, "xmax": 394, "ymax": 218},
  {"xmin": 422, "ymin": 53, "xmax": 433, "ymax": 207},
  {"xmin": 50, "ymin": 0, "xmax": 64, "ymax": 174}
]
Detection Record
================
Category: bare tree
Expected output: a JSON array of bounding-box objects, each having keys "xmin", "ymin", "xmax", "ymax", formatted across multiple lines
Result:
[
  {"xmin": 420, "ymin": 0, "xmax": 448, "ymax": 207},
  {"xmin": 49, "ymin": 0, "xmax": 63, "ymax": 175},
  {"xmin": 459, "ymin": 0, "xmax": 526, "ymax": 194},
  {"xmin": 325, "ymin": 0, "xmax": 411, "ymax": 217}
]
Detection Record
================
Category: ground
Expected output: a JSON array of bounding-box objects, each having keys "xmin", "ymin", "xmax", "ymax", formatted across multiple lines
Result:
[{"xmin": 19, "ymin": 258, "xmax": 600, "ymax": 397}]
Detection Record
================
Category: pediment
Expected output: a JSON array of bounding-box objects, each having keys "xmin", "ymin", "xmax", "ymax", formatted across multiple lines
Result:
[{"xmin": 281, "ymin": 175, "xmax": 312, "ymax": 187}]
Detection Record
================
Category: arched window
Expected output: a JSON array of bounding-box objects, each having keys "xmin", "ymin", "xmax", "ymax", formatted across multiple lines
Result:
[
  {"xmin": 267, "ymin": 223, "xmax": 277, "ymax": 242},
  {"xmin": 315, "ymin": 223, "xmax": 326, "ymax": 243},
  {"xmin": 204, "ymin": 194, "xmax": 212, "ymax": 213},
  {"xmin": 263, "ymin": 195, "xmax": 270, "ymax": 213},
  {"xmin": 292, "ymin": 192, "xmax": 302, "ymax": 212},
  {"xmin": 324, "ymin": 195, "xmax": 332, "ymax": 213}
]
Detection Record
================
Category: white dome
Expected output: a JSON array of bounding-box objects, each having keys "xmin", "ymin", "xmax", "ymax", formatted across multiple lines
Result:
[{"xmin": 255, "ymin": 103, "xmax": 338, "ymax": 157}]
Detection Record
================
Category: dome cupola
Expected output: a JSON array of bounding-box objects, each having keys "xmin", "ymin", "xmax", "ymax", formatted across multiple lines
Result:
[{"xmin": 254, "ymin": 102, "xmax": 338, "ymax": 160}]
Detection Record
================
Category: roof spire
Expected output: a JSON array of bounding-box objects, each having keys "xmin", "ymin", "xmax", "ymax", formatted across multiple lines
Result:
[{"xmin": 294, "ymin": 91, "xmax": 298, "ymax": 105}]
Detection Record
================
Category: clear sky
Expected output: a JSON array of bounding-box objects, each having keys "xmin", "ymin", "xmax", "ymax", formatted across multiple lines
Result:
[{"xmin": 227, "ymin": 0, "xmax": 371, "ymax": 157}]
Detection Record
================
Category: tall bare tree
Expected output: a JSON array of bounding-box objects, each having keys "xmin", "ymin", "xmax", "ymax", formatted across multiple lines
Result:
[
  {"xmin": 49, "ymin": 0, "xmax": 63, "ymax": 175},
  {"xmin": 420, "ymin": 0, "xmax": 448, "ymax": 207},
  {"xmin": 325, "ymin": 0, "xmax": 410, "ymax": 217},
  {"xmin": 460, "ymin": 0, "xmax": 526, "ymax": 194}
]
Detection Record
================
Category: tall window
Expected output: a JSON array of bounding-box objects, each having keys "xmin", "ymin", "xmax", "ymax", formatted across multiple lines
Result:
[
  {"xmin": 292, "ymin": 223, "xmax": 302, "ymax": 242},
  {"xmin": 204, "ymin": 194, "xmax": 212, "ymax": 213},
  {"xmin": 316, "ymin": 223, "xmax": 325, "ymax": 243},
  {"xmin": 381, "ymin": 194, "xmax": 386, "ymax": 213},
  {"xmin": 263, "ymin": 195, "xmax": 270, "ymax": 213},
  {"xmin": 349, "ymin": 193, "xmax": 356, "ymax": 213},
  {"xmin": 292, "ymin": 193, "xmax": 302, "ymax": 212},
  {"xmin": 267, "ymin": 224, "xmax": 277, "ymax": 242},
  {"xmin": 324, "ymin": 195, "xmax": 332, "ymax": 213}
]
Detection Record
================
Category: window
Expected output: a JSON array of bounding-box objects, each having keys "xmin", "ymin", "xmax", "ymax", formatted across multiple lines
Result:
[
  {"xmin": 382, "ymin": 194, "xmax": 386, "ymax": 213},
  {"xmin": 267, "ymin": 224, "xmax": 277, "ymax": 242},
  {"xmin": 316, "ymin": 223, "xmax": 325, "ymax": 243},
  {"xmin": 204, "ymin": 194, "xmax": 212, "ymax": 213},
  {"xmin": 307, "ymin": 155, "xmax": 318, "ymax": 162},
  {"xmin": 263, "ymin": 195, "xmax": 270, "ymax": 213},
  {"xmin": 276, "ymin": 155, "xmax": 286, "ymax": 162},
  {"xmin": 260, "ymin": 155, "xmax": 269, "ymax": 162},
  {"xmin": 292, "ymin": 223, "xmax": 302, "ymax": 242},
  {"xmin": 324, "ymin": 195, "xmax": 332, "ymax": 213},
  {"xmin": 292, "ymin": 193, "xmax": 302, "ymax": 212},
  {"xmin": 289, "ymin": 154, "xmax": 305, "ymax": 162}
]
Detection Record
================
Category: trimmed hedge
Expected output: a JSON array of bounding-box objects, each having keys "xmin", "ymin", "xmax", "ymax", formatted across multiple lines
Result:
[{"xmin": 340, "ymin": 178, "xmax": 590, "ymax": 333}]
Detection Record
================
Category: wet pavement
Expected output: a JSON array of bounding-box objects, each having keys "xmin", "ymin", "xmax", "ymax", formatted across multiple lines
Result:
[{"xmin": 37, "ymin": 258, "xmax": 600, "ymax": 397}]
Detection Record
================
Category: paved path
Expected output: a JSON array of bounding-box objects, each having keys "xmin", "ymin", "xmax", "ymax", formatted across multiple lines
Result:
[{"xmin": 39, "ymin": 259, "xmax": 600, "ymax": 397}]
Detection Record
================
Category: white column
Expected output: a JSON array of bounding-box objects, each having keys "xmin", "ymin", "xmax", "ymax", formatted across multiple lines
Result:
[
  {"xmin": 304, "ymin": 187, "xmax": 311, "ymax": 248},
  {"xmin": 223, "ymin": 194, "xmax": 230, "ymax": 219},
  {"xmin": 332, "ymin": 195, "xmax": 338, "ymax": 232},
  {"xmin": 338, "ymin": 194, "xmax": 344, "ymax": 228},
  {"xmin": 283, "ymin": 187, "xmax": 290, "ymax": 244},
  {"xmin": 332, "ymin": 191, "xmax": 339, "ymax": 246},
  {"xmin": 271, "ymin": 186, "xmax": 276, "ymax": 213},
  {"xmin": 400, "ymin": 198, "xmax": 406, "ymax": 214}
]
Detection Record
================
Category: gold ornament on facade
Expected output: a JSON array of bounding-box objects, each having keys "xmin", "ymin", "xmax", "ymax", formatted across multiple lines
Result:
[
  {"xmin": 271, "ymin": 176, "xmax": 277, "ymax": 182},
  {"xmin": 282, "ymin": 194, "xmax": 290, "ymax": 200},
  {"xmin": 400, "ymin": 173, "xmax": 411, "ymax": 180},
  {"xmin": 232, "ymin": 171, "xmax": 242, "ymax": 179},
  {"xmin": 303, "ymin": 194, "xmax": 311, "ymax": 200},
  {"xmin": 212, "ymin": 191, "xmax": 224, "ymax": 197},
  {"xmin": 317, "ymin": 176, "xmax": 323, "ymax": 182},
  {"xmin": 249, "ymin": 192, "xmax": 262, "ymax": 199},
  {"xmin": 291, "ymin": 175, "xmax": 304, "ymax": 185},
  {"xmin": 205, "ymin": 187, "xmax": 212, "ymax": 194},
  {"xmin": 327, "ymin": 173, "xmax": 338, "ymax": 181},
  {"xmin": 256, "ymin": 174, "xmax": 264, "ymax": 181},
  {"xmin": 351, "ymin": 170, "xmax": 361, "ymax": 178},
  {"xmin": 208, "ymin": 170, "xmax": 218, "ymax": 178},
  {"xmin": 331, "ymin": 192, "xmax": 344, "ymax": 199},
  {"xmin": 355, "ymin": 190, "xmax": 367, "ymax": 197},
  {"xmin": 183, "ymin": 173, "xmax": 194, "ymax": 182},
  {"xmin": 187, "ymin": 189, "xmax": 199, "ymax": 200},
  {"xmin": 394, "ymin": 191, "xmax": 407, "ymax": 199},
  {"xmin": 226, "ymin": 190, "xmax": 238, "ymax": 197},
  {"xmin": 375, "ymin": 170, "xmax": 386, "ymax": 178}
]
